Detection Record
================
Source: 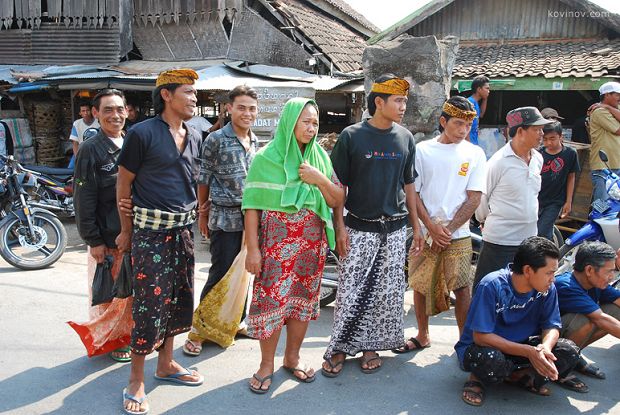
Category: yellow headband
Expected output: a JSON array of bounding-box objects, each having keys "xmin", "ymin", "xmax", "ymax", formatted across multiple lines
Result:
[
  {"xmin": 156, "ymin": 68, "xmax": 199, "ymax": 87},
  {"xmin": 442, "ymin": 102, "xmax": 477, "ymax": 121},
  {"xmin": 370, "ymin": 78, "xmax": 410, "ymax": 96}
]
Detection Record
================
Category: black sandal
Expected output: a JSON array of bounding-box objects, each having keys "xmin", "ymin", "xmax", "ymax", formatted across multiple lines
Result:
[
  {"xmin": 462, "ymin": 380, "xmax": 485, "ymax": 406},
  {"xmin": 507, "ymin": 374, "xmax": 551, "ymax": 396},
  {"xmin": 392, "ymin": 337, "xmax": 431, "ymax": 354},
  {"xmin": 556, "ymin": 374, "xmax": 589, "ymax": 393},
  {"xmin": 321, "ymin": 357, "xmax": 345, "ymax": 378},
  {"xmin": 249, "ymin": 373, "xmax": 273, "ymax": 394},
  {"xmin": 360, "ymin": 353, "xmax": 382, "ymax": 374},
  {"xmin": 576, "ymin": 361, "xmax": 606, "ymax": 379}
]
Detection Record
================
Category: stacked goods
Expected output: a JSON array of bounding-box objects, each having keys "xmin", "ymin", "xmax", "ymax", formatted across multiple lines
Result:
[
  {"xmin": 31, "ymin": 101, "xmax": 62, "ymax": 166},
  {"xmin": 0, "ymin": 118, "xmax": 35, "ymax": 165},
  {"xmin": 318, "ymin": 132, "xmax": 338, "ymax": 152}
]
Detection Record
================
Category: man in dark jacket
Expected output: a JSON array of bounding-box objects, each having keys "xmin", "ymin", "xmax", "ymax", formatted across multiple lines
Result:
[{"xmin": 72, "ymin": 89, "xmax": 133, "ymax": 362}]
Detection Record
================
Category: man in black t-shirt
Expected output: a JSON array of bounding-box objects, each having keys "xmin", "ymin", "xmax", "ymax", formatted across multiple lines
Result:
[
  {"xmin": 116, "ymin": 69, "xmax": 203, "ymax": 415},
  {"xmin": 322, "ymin": 74, "xmax": 424, "ymax": 377},
  {"xmin": 538, "ymin": 121, "xmax": 580, "ymax": 241}
]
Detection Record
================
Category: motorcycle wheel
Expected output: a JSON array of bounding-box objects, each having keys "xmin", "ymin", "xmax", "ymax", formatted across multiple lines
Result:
[
  {"xmin": 0, "ymin": 211, "xmax": 67, "ymax": 270},
  {"xmin": 319, "ymin": 249, "xmax": 339, "ymax": 307}
]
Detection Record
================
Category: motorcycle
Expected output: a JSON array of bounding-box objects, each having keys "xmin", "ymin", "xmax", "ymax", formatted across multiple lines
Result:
[
  {"xmin": 0, "ymin": 155, "xmax": 67, "ymax": 270},
  {"xmin": 23, "ymin": 164, "xmax": 75, "ymax": 217},
  {"xmin": 557, "ymin": 150, "xmax": 620, "ymax": 273},
  {"xmin": 319, "ymin": 222, "xmax": 483, "ymax": 307}
]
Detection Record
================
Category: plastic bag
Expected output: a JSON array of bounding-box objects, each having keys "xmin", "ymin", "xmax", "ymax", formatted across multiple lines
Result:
[
  {"xmin": 113, "ymin": 253, "xmax": 133, "ymax": 299},
  {"xmin": 91, "ymin": 256, "xmax": 115, "ymax": 306},
  {"xmin": 188, "ymin": 245, "xmax": 250, "ymax": 348}
]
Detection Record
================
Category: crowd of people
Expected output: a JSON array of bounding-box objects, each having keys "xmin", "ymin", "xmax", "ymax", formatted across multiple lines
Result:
[{"xmin": 64, "ymin": 69, "xmax": 620, "ymax": 413}]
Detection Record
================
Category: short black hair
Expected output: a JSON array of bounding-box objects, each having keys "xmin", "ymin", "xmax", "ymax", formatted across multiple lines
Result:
[
  {"xmin": 229, "ymin": 85, "xmax": 258, "ymax": 103},
  {"xmin": 152, "ymin": 84, "xmax": 183, "ymax": 115},
  {"xmin": 439, "ymin": 95, "xmax": 475, "ymax": 132},
  {"xmin": 367, "ymin": 73, "xmax": 399, "ymax": 116},
  {"xmin": 512, "ymin": 236, "xmax": 560, "ymax": 274},
  {"xmin": 543, "ymin": 121, "xmax": 563, "ymax": 135},
  {"xmin": 508, "ymin": 124, "xmax": 533, "ymax": 138},
  {"xmin": 471, "ymin": 75, "xmax": 490, "ymax": 94},
  {"xmin": 92, "ymin": 88, "xmax": 126, "ymax": 111},
  {"xmin": 78, "ymin": 101, "xmax": 91, "ymax": 110},
  {"xmin": 573, "ymin": 241, "xmax": 617, "ymax": 272}
]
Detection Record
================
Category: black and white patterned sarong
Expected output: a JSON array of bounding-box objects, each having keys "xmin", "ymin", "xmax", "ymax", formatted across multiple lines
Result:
[{"xmin": 324, "ymin": 226, "xmax": 407, "ymax": 358}]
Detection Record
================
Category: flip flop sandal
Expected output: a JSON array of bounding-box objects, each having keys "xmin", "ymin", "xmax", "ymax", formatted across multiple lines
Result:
[
  {"xmin": 462, "ymin": 380, "xmax": 485, "ymax": 406},
  {"xmin": 391, "ymin": 337, "xmax": 431, "ymax": 354},
  {"xmin": 283, "ymin": 365, "xmax": 316, "ymax": 383},
  {"xmin": 122, "ymin": 388, "xmax": 149, "ymax": 415},
  {"xmin": 249, "ymin": 373, "xmax": 273, "ymax": 394},
  {"xmin": 576, "ymin": 362, "xmax": 606, "ymax": 379},
  {"xmin": 321, "ymin": 357, "xmax": 345, "ymax": 378},
  {"xmin": 110, "ymin": 346, "xmax": 132, "ymax": 363},
  {"xmin": 182, "ymin": 339, "xmax": 202, "ymax": 357},
  {"xmin": 360, "ymin": 353, "xmax": 382, "ymax": 374},
  {"xmin": 556, "ymin": 375, "xmax": 589, "ymax": 393},
  {"xmin": 507, "ymin": 374, "xmax": 551, "ymax": 396},
  {"xmin": 154, "ymin": 368, "xmax": 204, "ymax": 386}
]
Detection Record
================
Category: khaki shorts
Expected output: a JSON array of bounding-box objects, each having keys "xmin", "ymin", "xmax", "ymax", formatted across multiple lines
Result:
[{"xmin": 561, "ymin": 303, "xmax": 620, "ymax": 343}]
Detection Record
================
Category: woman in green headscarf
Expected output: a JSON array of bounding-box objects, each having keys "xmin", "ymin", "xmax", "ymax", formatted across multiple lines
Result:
[{"xmin": 242, "ymin": 97, "xmax": 345, "ymax": 394}]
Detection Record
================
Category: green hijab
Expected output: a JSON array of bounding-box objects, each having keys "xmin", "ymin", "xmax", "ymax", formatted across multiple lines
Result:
[{"xmin": 242, "ymin": 97, "xmax": 335, "ymax": 248}]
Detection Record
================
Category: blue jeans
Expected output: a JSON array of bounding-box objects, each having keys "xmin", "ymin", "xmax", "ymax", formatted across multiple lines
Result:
[
  {"xmin": 591, "ymin": 169, "xmax": 620, "ymax": 202},
  {"xmin": 537, "ymin": 203, "xmax": 563, "ymax": 241}
]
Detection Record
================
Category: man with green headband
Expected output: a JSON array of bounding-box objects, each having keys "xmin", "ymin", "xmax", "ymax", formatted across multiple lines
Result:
[{"xmin": 322, "ymin": 73, "xmax": 424, "ymax": 377}]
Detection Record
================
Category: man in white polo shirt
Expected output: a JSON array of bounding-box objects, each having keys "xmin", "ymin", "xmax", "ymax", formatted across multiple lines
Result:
[{"xmin": 474, "ymin": 107, "xmax": 553, "ymax": 289}]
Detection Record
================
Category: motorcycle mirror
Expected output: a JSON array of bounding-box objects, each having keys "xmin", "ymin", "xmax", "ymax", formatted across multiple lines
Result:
[{"xmin": 599, "ymin": 150, "xmax": 609, "ymax": 163}]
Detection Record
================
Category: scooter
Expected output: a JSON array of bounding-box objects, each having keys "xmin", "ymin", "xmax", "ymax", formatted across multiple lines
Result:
[{"xmin": 557, "ymin": 150, "xmax": 620, "ymax": 273}]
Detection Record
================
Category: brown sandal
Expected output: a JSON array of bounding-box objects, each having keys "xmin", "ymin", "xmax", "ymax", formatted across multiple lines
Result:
[{"xmin": 462, "ymin": 380, "xmax": 485, "ymax": 406}]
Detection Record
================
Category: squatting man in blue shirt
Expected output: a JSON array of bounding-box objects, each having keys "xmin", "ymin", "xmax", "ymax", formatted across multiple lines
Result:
[
  {"xmin": 455, "ymin": 236, "xmax": 580, "ymax": 406},
  {"xmin": 555, "ymin": 241, "xmax": 620, "ymax": 392}
]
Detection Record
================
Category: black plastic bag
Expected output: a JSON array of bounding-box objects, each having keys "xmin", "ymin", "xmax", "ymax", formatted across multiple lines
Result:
[
  {"xmin": 91, "ymin": 256, "xmax": 115, "ymax": 306},
  {"xmin": 113, "ymin": 253, "xmax": 133, "ymax": 299}
]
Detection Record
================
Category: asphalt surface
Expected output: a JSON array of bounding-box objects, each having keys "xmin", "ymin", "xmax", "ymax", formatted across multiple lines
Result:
[{"xmin": 0, "ymin": 220, "xmax": 619, "ymax": 414}]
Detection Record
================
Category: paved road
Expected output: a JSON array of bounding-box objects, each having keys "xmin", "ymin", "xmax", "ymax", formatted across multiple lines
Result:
[{"xmin": 0, "ymin": 220, "xmax": 618, "ymax": 414}]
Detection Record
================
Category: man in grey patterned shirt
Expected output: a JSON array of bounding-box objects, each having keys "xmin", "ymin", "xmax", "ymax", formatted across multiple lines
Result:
[{"xmin": 184, "ymin": 85, "xmax": 259, "ymax": 356}]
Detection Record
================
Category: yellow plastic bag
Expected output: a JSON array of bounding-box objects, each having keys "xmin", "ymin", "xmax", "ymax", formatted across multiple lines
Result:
[{"xmin": 188, "ymin": 245, "xmax": 250, "ymax": 348}]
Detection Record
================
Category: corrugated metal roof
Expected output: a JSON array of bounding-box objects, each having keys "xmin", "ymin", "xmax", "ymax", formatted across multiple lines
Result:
[
  {"xmin": 110, "ymin": 59, "xmax": 228, "ymax": 76},
  {"xmin": 194, "ymin": 64, "xmax": 353, "ymax": 91}
]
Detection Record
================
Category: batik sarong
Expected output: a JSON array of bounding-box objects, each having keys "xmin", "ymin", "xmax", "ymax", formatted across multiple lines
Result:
[
  {"xmin": 67, "ymin": 248, "xmax": 133, "ymax": 357},
  {"xmin": 130, "ymin": 226, "xmax": 195, "ymax": 354},
  {"xmin": 408, "ymin": 236, "xmax": 473, "ymax": 316},
  {"xmin": 324, "ymin": 226, "xmax": 407, "ymax": 358},
  {"xmin": 246, "ymin": 209, "xmax": 327, "ymax": 340}
]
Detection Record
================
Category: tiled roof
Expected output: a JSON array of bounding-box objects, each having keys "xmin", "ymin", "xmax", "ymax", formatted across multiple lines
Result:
[
  {"xmin": 453, "ymin": 39, "xmax": 620, "ymax": 78},
  {"xmin": 277, "ymin": 1, "xmax": 367, "ymax": 73},
  {"xmin": 318, "ymin": 0, "xmax": 380, "ymax": 33}
]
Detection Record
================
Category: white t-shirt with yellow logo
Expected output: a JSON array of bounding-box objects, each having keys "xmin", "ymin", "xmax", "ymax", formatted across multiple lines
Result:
[{"xmin": 415, "ymin": 137, "xmax": 487, "ymax": 239}]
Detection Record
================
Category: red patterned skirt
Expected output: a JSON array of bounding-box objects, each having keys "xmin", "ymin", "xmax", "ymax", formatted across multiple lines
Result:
[{"xmin": 246, "ymin": 209, "xmax": 327, "ymax": 340}]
